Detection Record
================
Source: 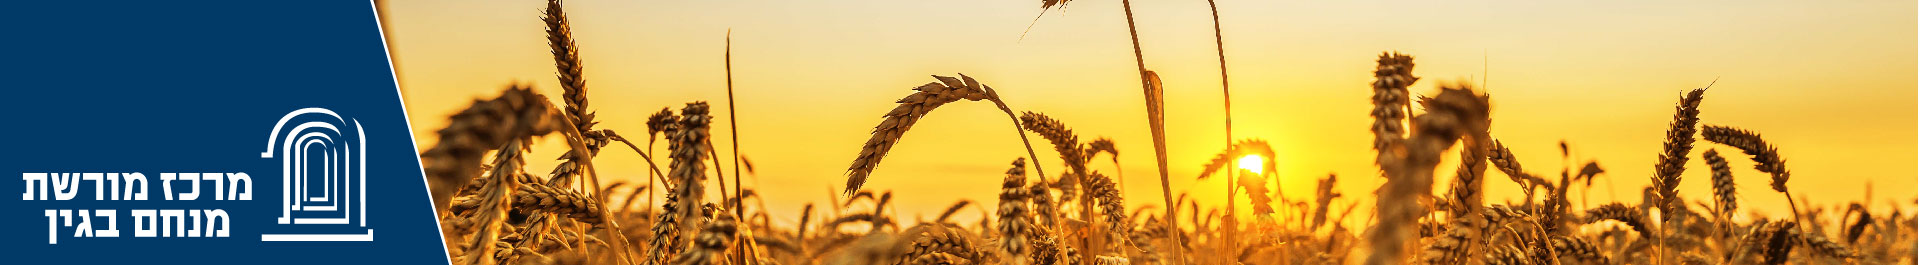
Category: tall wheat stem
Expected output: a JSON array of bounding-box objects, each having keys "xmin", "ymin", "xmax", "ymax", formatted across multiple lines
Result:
[
  {"xmin": 1117, "ymin": 1, "xmax": 1184, "ymax": 264},
  {"xmin": 1205, "ymin": 1, "xmax": 1239, "ymax": 254},
  {"xmin": 722, "ymin": 29, "xmax": 755, "ymax": 265}
]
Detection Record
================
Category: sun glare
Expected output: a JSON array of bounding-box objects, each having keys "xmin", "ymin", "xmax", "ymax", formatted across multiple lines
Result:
[{"xmin": 1237, "ymin": 154, "xmax": 1265, "ymax": 174}]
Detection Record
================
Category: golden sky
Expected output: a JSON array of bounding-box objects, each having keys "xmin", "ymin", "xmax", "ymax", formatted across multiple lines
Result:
[{"xmin": 386, "ymin": 0, "xmax": 1917, "ymax": 228}]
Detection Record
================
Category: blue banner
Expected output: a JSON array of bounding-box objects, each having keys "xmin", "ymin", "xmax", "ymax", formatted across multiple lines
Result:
[{"xmin": 0, "ymin": 1, "xmax": 448, "ymax": 264}]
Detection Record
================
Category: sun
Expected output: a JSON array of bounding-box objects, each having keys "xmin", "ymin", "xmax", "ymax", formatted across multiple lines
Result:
[{"xmin": 1237, "ymin": 154, "xmax": 1265, "ymax": 175}]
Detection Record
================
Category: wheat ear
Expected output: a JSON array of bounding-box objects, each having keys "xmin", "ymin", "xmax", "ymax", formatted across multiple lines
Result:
[
  {"xmin": 1195, "ymin": 139, "xmax": 1275, "ymax": 253},
  {"xmin": 844, "ymin": 74, "xmax": 1045, "ymax": 196},
  {"xmin": 1759, "ymin": 221, "xmax": 1799, "ymax": 265},
  {"xmin": 1029, "ymin": 178, "xmax": 1060, "ymax": 231},
  {"xmin": 1019, "ymin": 111, "xmax": 1113, "ymax": 257},
  {"xmin": 1652, "ymin": 87, "xmax": 1708, "ymax": 221},
  {"xmin": 1583, "ymin": 203, "xmax": 1651, "ymax": 238},
  {"xmin": 1194, "ymin": 140, "xmax": 1277, "ymax": 180},
  {"xmin": 645, "ymin": 108, "xmax": 674, "ymax": 223},
  {"xmin": 895, "ymin": 224, "xmax": 987, "ymax": 265},
  {"xmin": 422, "ymin": 86, "xmax": 560, "ymax": 208},
  {"xmin": 1364, "ymin": 52, "xmax": 1415, "ymax": 265},
  {"xmin": 1369, "ymin": 53, "xmax": 1415, "ymax": 154},
  {"xmin": 1366, "ymin": 79, "xmax": 1487, "ymax": 265},
  {"xmin": 1703, "ymin": 149, "xmax": 1738, "ymax": 219},
  {"xmin": 647, "ymin": 103, "xmax": 716, "ymax": 264},
  {"xmin": 1700, "ymin": 125, "xmax": 1788, "ymax": 193},
  {"xmin": 1444, "ymin": 88, "xmax": 1493, "ymax": 223},
  {"xmin": 1551, "ymin": 235, "xmax": 1610, "ymax": 264},
  {"xmin": 997, "ymin": 158, "xmax": 1032, "ymax": 258},
  {"xmin": 540, "ymin": 0, "xmax": 612, "ymax": 187},
  {"xmin": 512, "ymin": 181, "xmax": 606, "ymax": 224},
  {"xmin": 1701, "ymin": 124, "xmax": 1807, "ymax": 262},
  {"xmin": 1020, "ymin": 111, "xmax": 1089, "ymax": 177},
  {"xmin": 1087, "ymin": 173, "xmax": 1130, "ymax": 251}
]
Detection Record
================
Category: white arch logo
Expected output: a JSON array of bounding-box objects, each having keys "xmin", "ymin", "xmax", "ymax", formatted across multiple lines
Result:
[{"xmin": 258, "ymin": 108, "xmax": 373, "ymax": 242}]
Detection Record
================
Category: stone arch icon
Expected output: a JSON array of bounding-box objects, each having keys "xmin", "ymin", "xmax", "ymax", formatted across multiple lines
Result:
[{"xmin": 259, "ymin": 108, "xmax": 372, "ymax": 242}]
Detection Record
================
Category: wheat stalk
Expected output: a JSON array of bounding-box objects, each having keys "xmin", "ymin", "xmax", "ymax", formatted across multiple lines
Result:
[
  {"xmin": 1652, "ymin": 87, "xmax": 1708, "ymax": 221},
  {"xmin": 540, "ymin": 0, "xmax": 612, "ymax": 188},
  {"xmin": 1019, "ymin": 111, "xmax": 1121, "ymax": 258},
  {"xmin": 997, "ymin": 158, "xmax": 1032, "ymax": 259},
  {"xmin": 1029, "ymin": 178, "xmax": 1060, "ymax": 232},
  {"xmin": 1020, "ymin": 111, "xmax": 1089, "ymax": 178},
  {"xmin": 1700, "ymin": 124, "xmax": 1810, "ymax": 263},
  {"xmin": 646, "ymin": 103, "xmax": 716, "ymax": 264},
  {"xmin": 1364, "ymin": 52, "xmax": 1415, "ymax": 265},
  {"xmin": 1700, "ymin": 125, "xmax": 1788, "ymax": 194},
  {"xmin": 1136, "ymin": 69, "xmax": 1183, "ymax": 264},
  {"xmin": 1369, "ymin": 53, "xmax": 1415, "ymax": 154},
  {"xmin": 646, "ymin": 108, "xmax": 675, "ymax": 221},
  {"xmin": 1194, "ymin": 139, "xmax": 1276, "ymax": 254},
  {"xmin": 1087, "ymin": 173, "xmax": 1130, "ymax": 251},
  {"xmin": 1703, "ymin": 149, "xmax": 1738, "ymax": 220},
  {"xmin": 1365, "ymin": 59, "xmax": 1488, "ymax": 265},
  {"xmin": 1085, "ymin": 138, "xmax": 1121, "ymax": 191},
  {"xmin": 1203, "ymin": 4, "xmax": 1238, "ymax": 262},
  {"xmin": 422, "ymin": 86, "xmax": 561, "ymax": 208},
  {"xmin": 843, "ymin": 74, "xmax": 1046, "ymax": 196}
]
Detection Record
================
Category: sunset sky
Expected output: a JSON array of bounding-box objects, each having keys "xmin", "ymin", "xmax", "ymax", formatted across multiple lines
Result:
[{"xmin": 385, "ymin": 0, "xmax": 1916, "ymax": 228}]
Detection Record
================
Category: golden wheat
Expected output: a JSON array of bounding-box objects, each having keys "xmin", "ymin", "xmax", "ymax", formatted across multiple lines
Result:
[
  {"xmin": 415, "ymin": 24, "xmax": 1920, "ymax": 264},
  {"xmin": 844, "ymin": 74, "xmax": 1046, "ymax": 197},
  {"xmin": 1652, "ymin": 87, "xmax": 1708, "ymax": 221}
]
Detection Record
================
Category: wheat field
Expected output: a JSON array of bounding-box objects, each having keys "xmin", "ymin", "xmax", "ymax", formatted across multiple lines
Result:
[{"xmin": 412, "ymin": 1, "xmax": 1918, "ymax": 265}]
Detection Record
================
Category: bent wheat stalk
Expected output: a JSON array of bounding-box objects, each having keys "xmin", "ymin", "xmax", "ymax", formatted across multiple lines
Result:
[
  {"xmin": 422, "ymin": 85, "xmax": 561, "ymax": 208},
  {"xmin": 1701, "ymin": 124, "xmax": 1806, "ymax": 261},
  {"xmin": 843, "ymin": 74, "xmax": 1046, "ymax": 195}
]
